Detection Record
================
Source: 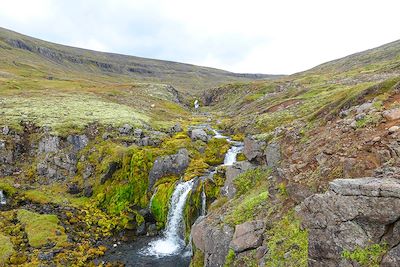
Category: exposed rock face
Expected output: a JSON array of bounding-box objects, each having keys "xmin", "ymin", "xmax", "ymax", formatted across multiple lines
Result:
[
  {"xmin": 190, "ymin": 129, "xmax": 209, "ymax": 142},
  {"xmin": 191, "ymin": 216, "xmax": 234, "ymax": 267},
  {"xmin": 148, "ymin": 149, "xmax": 189, "ymax": 189},
  {"xmin": 36, "ymin": 135, "xmax": 89, "ymax": 182},
  {"xmin": 100, "ymin": 162, "xmax": 121, "ymax": 184},
  {"xmin": 230, "ymin": 220, "xmax": 264, "ymax": 253},
  {"xmin": 265, "ymin": 142, "xmax": 281, "ymax": 169},
  {"xmin": 299, "ymin": 178, "xmax": 400, "ymax": 266},
  {"xmin": 222, "ymin": 161, "xmax": 255, "ymax": 198},
  {"xmin": 243, "ymin": 137, "xmax": 265, "ymax": 163}
]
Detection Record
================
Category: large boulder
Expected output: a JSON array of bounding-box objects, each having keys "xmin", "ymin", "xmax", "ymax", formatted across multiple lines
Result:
[
  {"xmin": 230, "ymin": 220, "xmax": 265, "ymax": 253},
  {"xmin": 191, "ymin": 216, "xmax": 234, "ymax": 267},
  {"xmin": 299, "ymin": 177, "xmax": 400, "ymax": 266},
  {"xmin": 190, "ymin": 129, "xmax": 209, "ymax": 142},
  {"xmin": 222, "ymin": 161, "xmax": 255, "ymax": 198},
  {"xmin": 148, "ymin": 149, "xmax": 189, "ymax": 189},
  {"xmin": 243, "ymin": 137, "xmax": 266, "ymax": 163},
  {"xmin": 38, "ymin": 136, "xmax": 60, "ymax": 154}
]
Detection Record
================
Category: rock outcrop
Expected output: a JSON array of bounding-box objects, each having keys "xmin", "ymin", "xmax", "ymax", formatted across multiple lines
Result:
[
  {"xmin": 299, "ymin": 177, "xmax": 400, "ymax": 266},
  {"xmin": 222, "ymin": 161, "xmax": 255, "ymax": 199},
  {"xmin": 243, "ymin": 137, "xmax": 266, "ymax": 163},
  {"xmin": 191, "ymin": 216, "xmax": 234, "ymax": 267},
  {"xmin": 230, "ymin": 220, "xmax": 265, "ymax": 253},
  {"xmin": 148, "ymin": 148, "xmax": 189, "ymax": 189}
]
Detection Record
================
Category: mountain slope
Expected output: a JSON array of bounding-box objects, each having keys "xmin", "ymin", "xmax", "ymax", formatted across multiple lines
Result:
[{"xmin": 0, "ymin": 27, "xmax": 276, "ymax": 95}]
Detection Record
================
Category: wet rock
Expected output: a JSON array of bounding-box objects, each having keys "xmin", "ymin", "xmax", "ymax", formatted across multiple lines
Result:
[
  {"xmin": 190, "ymin": 129, "xmax": 209, "ymax": 142},
  {"xmin": 222, "ymin": 161, "xmax": 255, "ymax": 199},
  {"xmin": 118, "ymin": 124, "xmax": 132, "ymax": 135},
  {"xmin": 147, "ymin": 223, "xmax": 158, "ymax": 236},
  {"xmin": 230, "ymin": 220, "xmax": 264, "ymax": 253},
  {"xmin": 100, "ymin": 161, "xmax": 120, "ymax": 184},
  {"xmin": 383, "ymin": 108, "xmax": 400, "ymax": 121},
  {"xmin": 148, "ymin": 148, "xmax": 189, "ymax": 189},
  {"xmin": 243, "ymin": 137, "xmax": 266, "ymax": 163},
  {"xmin": 136, "ymin": 222, "xmax": 146, "ymax": 236},
  {"xmin": 299, "ymin": 177, "xmax": 400, "ymax": 266}
]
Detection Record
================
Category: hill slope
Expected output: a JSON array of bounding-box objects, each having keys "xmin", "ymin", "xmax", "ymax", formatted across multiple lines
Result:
[{"xmin": 0, "ymin": 27, "xmax": 275, "ymax": 95}]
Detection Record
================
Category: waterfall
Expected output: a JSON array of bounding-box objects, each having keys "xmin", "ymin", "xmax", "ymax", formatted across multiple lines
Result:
[
  {"xmin": 201, "ymin": 184, "xmax": 206, "ymax": 216},
  {"xmin": 0, "ymin": 190, "xmax": 6, "ymax": 205},
  {"xmin": 224, "ymin": 145, "xmax": 243, "ymax": 166},
  {"xmin": 142, "ymin": 179, "xmax": 194, "ymax": 257},
  {"xmin": 212, "ymin": 129, "xmax": 226, "ymax": 139}
]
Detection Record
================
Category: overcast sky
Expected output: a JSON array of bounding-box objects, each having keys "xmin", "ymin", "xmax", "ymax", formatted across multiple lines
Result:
[{"xmin": 0, "ymin": 0, "xmax": 399, "ymax": 74}]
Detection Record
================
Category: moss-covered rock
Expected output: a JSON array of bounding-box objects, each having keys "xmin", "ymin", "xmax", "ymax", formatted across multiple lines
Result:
[
  {"xmin": 0, "ymin": 233, "xmax": 14, "ymax": 264},
  {"xmin": 17, "ymin": 209, "xmax": 68, "ymax": 248},
  {"xmin": 204, "ymin": 138, "xmax": 230, "ymax": 166},
  {"xmin": 150, "ymin": 179, "xmax": 178, "ymax": 227}
]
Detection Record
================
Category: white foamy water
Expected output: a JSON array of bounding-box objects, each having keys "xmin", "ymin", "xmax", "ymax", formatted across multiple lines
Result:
[
  {"xmin": 0, "ymin": 190, "xmax": 6, "ymax": 205},
  {"xmin": 142, "ymin": 179, "xmax": 194, "ymax": 257},
  {"xmin": 212, "ymin": 129, "xmax": 227, "ymax": 139},
  {"xmin": 224, "ymin": 145, "xmax": 243, "ymax": 166},
  {"xmin": 201, "ymin": 184, "xmax": 206, "ymax": 216}
]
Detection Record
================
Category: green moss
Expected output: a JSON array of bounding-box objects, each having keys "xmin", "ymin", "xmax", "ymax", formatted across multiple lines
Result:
[
  {"xmin": 204, "ymin": 138, "xmax": 230, "ymax": 166},
  {"xmin": 0, "ymin": 234, "xmax": 14, "ymax": 264},
  {"xmin": 190, "ymin": 248, "xmax": 205, "ymax": 267},
  {"xmin": 150, "ymin": 180, "xmax": 177, "ymax": 226},
  {"xmin": 233, "ymin": 168, "xmax": 270, "ymax": 197},
  {"xmin": 265, "ymin": 211, "xmax": 308, "ymax": 267},
  {"xmin": 225, "ymin": 191, "xmax": 268, "ymax": 225},
  {"xmin": 224, "ymin": 249, "xmax": 236, "ymax": 267},
  {"xmin": 342, "ymin": 243, "xmax": 388, "ymax": 267},
  {"xmin": 0, "ymin": 181, "xmax": 16, "ymax": 196},
  {"xmin": 17, "ymin": 209, "xmax": 68, "ymax": 248},
  {"xmin": 236, "ymin": 152, "xmax": 246, "ymax": 161}
]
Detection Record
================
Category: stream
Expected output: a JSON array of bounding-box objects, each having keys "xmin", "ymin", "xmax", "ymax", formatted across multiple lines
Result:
[
  {"xmin": 103, "ymin": 129, "xmax": 243, "ymax": 266},
  {"xmin": 0, "ymin": 190, "xmax": 6, "ymax": 205}
]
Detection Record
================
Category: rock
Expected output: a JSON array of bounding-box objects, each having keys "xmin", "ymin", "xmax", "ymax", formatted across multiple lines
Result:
[
  {"xmin": 2, "ymin": 126, "xmax": 10, "ymax": 135},
  {"xmin": 190, "ymin": 129, "xmax": 209, "ymax": 142},
  {"xmin": 83, "ymin": 186, "xmax": 93, "ymax": 197},
  {"xmin": 100, "ymin": 161, "xmax": 120, "ymax": 184},
  {"xmin": 355, "ymin": 113, "xmax": 366, "ymax": 121},
  {"xmin": 222, "ymin": 161, "xmax": 255, "ymax": 199},
  {"xmin": 118, "ymin": 124, "xmax": 132, "ymax": 135},
  {"xmin": 38, "ymin": 136, "xmax": 60, "ymax": 154},
  {"xmin": 147, "ymin": 223, "xmax": 158, "ymax": 236},
  {"xmin": 388, "ymin": 126, "xmax": 400, "ymax": 133},
  {"xmin": 170, "ymin": 123, "xmax": 183, "ymax": 134},
  {"xmin": 339, "ymin": 110, "xmax": 349, "ymax": 118},
  {"xmin": 299, "ymin": 177, "xmax": 400, "ymax": 266},
  {"xmin": 133, "ymin": 128, "xmax": 143, "ymax": 138},
  {"xmin": 38, "ymin": 251, "xmax": 54, "ymax": 261},
  {"xmin": 382, "ymin": 244, "xmax": 400, "ymax": 266},
  {"xmin": 265, "ymin": 142, "xmax": 281, "ymax": 169},
  {"xmin": 148, "ymin": 149, "xmax": 189, "ymax": 189},
  {"xmin": 372, "ymin": 136, "xmax": 381, "ymax": 142},
  {"xmin": 67, "ymin": 183, "xmax": 81, "ymax": 194},
  {"xmin": 350, "ymin": 120, "xmax": 357, "ymax": 129},
  {"xmin": 83, "ymin": 165, "xmax": 93, "ymax": 180},
  {"xmin": 383, "ymin": 108, "xmax": 400, "ymax": 121},
  {"xmin": 356, "ymin": 102, "xmax": 373, "ymax": 114},
  {"xmin": 243, "ymin": 137, "xmax": 266, "ymax": 163},
  {"xmin": 136, "ymin": 222, "xmax": 146, "ymax": 235},
  {"xmin": 191, "ymin": 216, "xmax": 234, "ymax": 267},
  {"xmin": 230, "ymin": 220, "xmax": 264, "ymax": 253},
  {"xmin": 67, "ymin": 135, "xmax": 89, "ymax": 150},
  {"xmin": 256, "ymin": 245, "xmax": 268, "ymax": 260}
]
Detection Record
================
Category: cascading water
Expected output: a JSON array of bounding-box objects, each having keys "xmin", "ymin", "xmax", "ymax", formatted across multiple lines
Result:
[
  {"xmin": 0, "ymin": 190, "xmax": 6, "ymax": 205},
  {"xmin": 142, "ymin": 179, "xmax": 194, "ymax": 257},
  {"xmin": 224, "ymin": 144, "xmax": 243, "ymax": 166},
  {"xmin": 201, "ymin": 184, "xmax": 206, "ymax": 216},
  {"xmin": 149, "ymin": 187, "xmax": 158, "ymax": 209}
]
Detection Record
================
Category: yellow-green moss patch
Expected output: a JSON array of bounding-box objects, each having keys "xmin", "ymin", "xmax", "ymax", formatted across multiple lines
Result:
[
  {"xmin": 17, "ymin": 209, "xmax": 68, "ymax": 248},
  {"xmin": 0, "ymin": 234, "xmax": 14, "ymax": 264}
]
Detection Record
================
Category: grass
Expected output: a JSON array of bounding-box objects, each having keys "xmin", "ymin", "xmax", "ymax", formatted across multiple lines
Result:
[{"xmin": 17, "ymin": 209, "xmax": 68, "ymax": 248}]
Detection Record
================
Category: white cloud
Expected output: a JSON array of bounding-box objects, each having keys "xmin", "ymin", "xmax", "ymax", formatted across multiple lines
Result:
[{"xmin": 0, "ymin": 0, "xmax": 399, "ymax": 74}]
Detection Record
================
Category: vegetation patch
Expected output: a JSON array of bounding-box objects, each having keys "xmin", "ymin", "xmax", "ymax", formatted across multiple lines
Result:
[
  {"xmin": 17, "ymin": 209, "xmax": 68, "ymax": 248},
  {"xmin": 204, "ymin": 138, "xmax": 230, "ymax": 165},
  {"xmin": 342, "ymin": 243, "xmax": 388, "ymax": 267},
  {"xmin": 0, "ymin": 234, "xmax": 14, "ymax": 264},
  {"xmin": 265, "ymin": 211, "xmax": 308, "ymax": 267}
]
